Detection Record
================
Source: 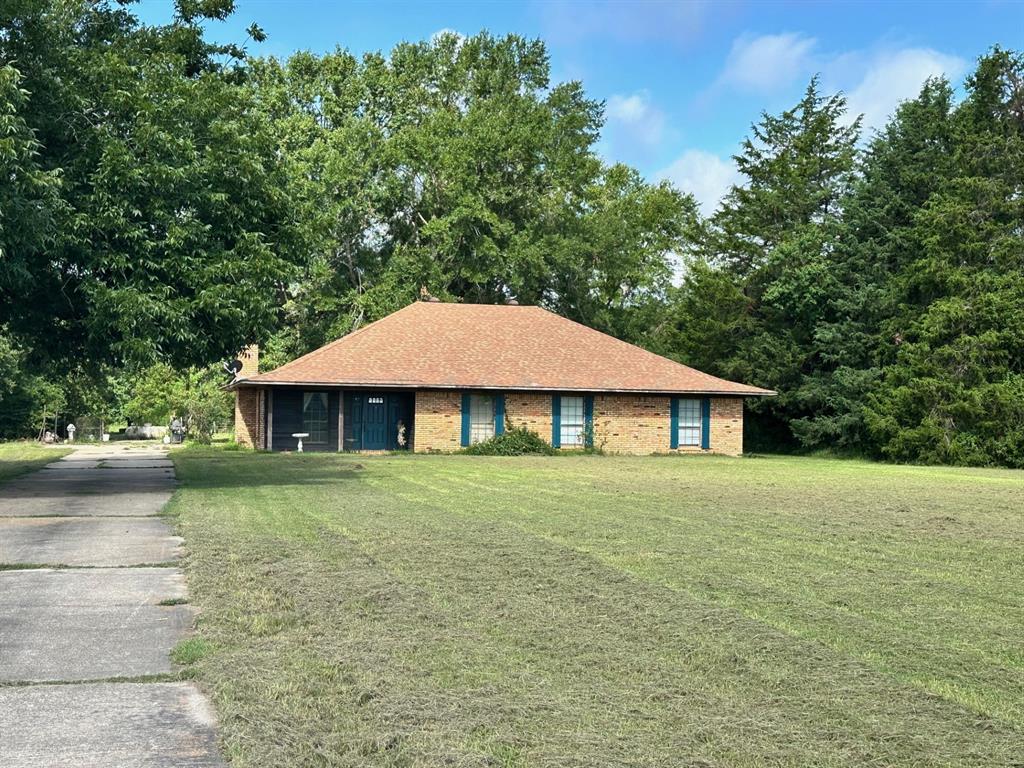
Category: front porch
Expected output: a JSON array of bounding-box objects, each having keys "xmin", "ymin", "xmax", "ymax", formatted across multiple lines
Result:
[{"xmin": 237, "ymin": 387, "xmax": 415, "ymax": 453}]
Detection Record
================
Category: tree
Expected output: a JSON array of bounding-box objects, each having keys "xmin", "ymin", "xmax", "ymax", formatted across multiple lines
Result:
[
  {"xmin": 864, "ymin": 50, "xmax": 1024, "ymax": 466},
  {"xmin": 117, "ymin": 363, "xmax": 231, "ymax": 442},
  {"xmin": 681, "ymin": 79, "xmax": 860, "ymax": 449},
  {"xmin": 792, "ymin": 78, "xmax": 958, "ymax": 450},
  {"xmin": 0, "ymin": 62, "xmax": 61, "ymax": 312},
  {"xmin": 0, "ymin": 0, "xmax": 299, "ymax": 371},
  {"xmin": 251, "ymin": 33, "xmax": 697, "ymax": 361}
]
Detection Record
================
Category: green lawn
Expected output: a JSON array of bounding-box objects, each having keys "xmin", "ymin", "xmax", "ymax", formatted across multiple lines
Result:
[
  {"xmin": 168, "ymin": 450, "xmax": 1024, "ymax": 767},
  {"xmin": 0, "ymin": 441, "xmax": 69, "ymax": 483}
]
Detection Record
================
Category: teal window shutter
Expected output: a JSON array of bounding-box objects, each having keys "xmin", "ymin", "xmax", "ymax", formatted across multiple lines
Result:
[
  {"xmin": 460, "ymin": 393, "xmax": 471, "ymax": 447},
  {"xmin": 670, "ymin": 397, "xmax": 679, "ymax": 449},
  {"xmin": 584, "ymin": 395, "xmax": 594, "ymax": 447},
  {"xmin": 495, "ymin": 393, "xmax": 505, "ymax": 435},
  {"xmin": 701, "ymin": 397, "xmax": 711, "ymax": 450},
  {"xmin": 551, "ymin": 395, "xmax": 561, "ymax": 448}
]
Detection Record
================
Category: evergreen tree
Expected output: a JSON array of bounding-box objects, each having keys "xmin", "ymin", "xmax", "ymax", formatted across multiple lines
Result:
[
  {"xmin": 792, "ymin": 78, "xmax": 958, "ymax": 450},
  {"xmin": 681, "ymin": 79, "xmax": 860, "ymax": 449},
  {"xmin": 865, "ymin": 49, "xmax": 1024, "ymax": 466}
]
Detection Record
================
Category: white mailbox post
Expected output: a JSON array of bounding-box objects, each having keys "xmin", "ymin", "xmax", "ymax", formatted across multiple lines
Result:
[{"xmin": 66, "ymin": 423, "xmax": 76, "ymax": 442}]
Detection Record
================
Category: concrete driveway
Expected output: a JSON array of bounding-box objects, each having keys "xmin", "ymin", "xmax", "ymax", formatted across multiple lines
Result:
[{"xmin": 0, "ymin": 444, "xmax": 224, "ymax": 767}]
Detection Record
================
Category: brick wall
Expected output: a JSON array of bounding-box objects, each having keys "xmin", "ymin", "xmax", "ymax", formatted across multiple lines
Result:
[
  {"xmin": 234, "ymin": 387, "xmax": 265, "ymax": 449},
  {"xmin": 237, "ymin": 345, "xmax": 259, "ymax": 378},
  {"xmin": 592, "ymin": 395, "xmax": 744, "ymax": 455},
  {"xmin": 505, "ymin": 392, "xmax": 553, "ymax": 440},
  {"xmin": 412, "ymin": 390, "xmax": 745, "ymax": 456},
  {"xmin": 591, "ymin": 394, "xmax": 671, "ymax": 454},
  {"xmin": 710, "ymin": 397, "xmax": 743, "ymax": 456},
  {"xmin": 413, "ymin": 390, "xmax": 463, "ymax": 452}
]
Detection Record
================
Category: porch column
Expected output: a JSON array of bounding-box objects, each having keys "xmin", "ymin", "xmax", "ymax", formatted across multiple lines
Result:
[{"xmin": 337, "ymin": 391, "xmax": 344, "ymax": 452}]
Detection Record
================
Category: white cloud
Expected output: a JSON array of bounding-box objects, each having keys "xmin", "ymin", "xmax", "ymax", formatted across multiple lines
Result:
[
  {"xmin": 657, "ymin": 150, "xmax": 741, "ymax": 216},
  {"xmin": 607, "ymin": 93, "xmax": 647, "ymax": 122},
  {"xmin": 666, "ymin": 42, "xmax": 967, "ymax": 215},
  {"xmin": 710, "ymin": 33, "xmax": 967, "ymax": 133},
  {"xmin": 718, "ymin": 32, "xmax": 818, "ymax": 92},
  {"xmin": 841, "ymin": 48, "xmax": 967, "ymax": 131},
  {"xmin": 606, "ymin": 91, "xmax": 666, "ymax": 146}
]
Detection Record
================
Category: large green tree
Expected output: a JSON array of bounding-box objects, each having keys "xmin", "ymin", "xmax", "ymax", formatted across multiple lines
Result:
[
  {"xmin": 1, "ymin": 0, "xmax": 299, "ymax": 370},
  {"xmin": 662, "ymin": 79, "xmax": 860, "ymax": 449},
  {"xmin": 250, "ymin": 33, "xmax": 697, "ymax": 365},
  {"xmin": 660, "ymin": 55, "xmax": 1024, "ymax": 467},
  {"xmin": 0, "ymin": 61, "xmax": 62, "ymax": 305},
  {"xmin": 864, "ymin": 50, "xmax": 1024, "ymax": 466},
  {"xmin": 791, "ymin": 78, "xmax": 959, "ymax": 450}
]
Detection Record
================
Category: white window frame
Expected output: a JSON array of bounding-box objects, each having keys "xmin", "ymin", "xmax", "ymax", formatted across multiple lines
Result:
[
  {"xmin": 303, "ymin": 392, "xmax": 329, "ymax": 444},
  {"xmin": 469, "ymin": 394, "xmax": 495, "ymax": 444},
  {"xmin": 677, "ymin": 398, "xmax": 701, "ymax": 447},
  {"xmin": 560, "ymin": 395, "xmax": 586, "ymax": 447}
]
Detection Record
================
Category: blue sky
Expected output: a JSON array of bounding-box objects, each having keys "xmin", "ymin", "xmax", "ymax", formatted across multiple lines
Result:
[{"xmin": 138, "ymin": 0, "xmax": 1023, "ymax": 214}]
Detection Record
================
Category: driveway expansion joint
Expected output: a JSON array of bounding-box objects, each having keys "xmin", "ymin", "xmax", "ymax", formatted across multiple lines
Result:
[{"xmin": 0, "ymin": 444, "xmax": 224, "ymax": 767}]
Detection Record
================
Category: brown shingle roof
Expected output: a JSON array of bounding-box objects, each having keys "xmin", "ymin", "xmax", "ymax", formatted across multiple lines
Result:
[{"xmin": 240, "ymin": 302, "xmax": 774, "ymax": 396}]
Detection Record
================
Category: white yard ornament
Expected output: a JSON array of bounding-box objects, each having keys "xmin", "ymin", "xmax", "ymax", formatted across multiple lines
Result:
[
  {"xmin": 66, "ymin": 423, "xmax": 76, "ymax": 442},
  {"xmin": 292, "ymin": 432, "xmax": 309, "ymax": 452}
]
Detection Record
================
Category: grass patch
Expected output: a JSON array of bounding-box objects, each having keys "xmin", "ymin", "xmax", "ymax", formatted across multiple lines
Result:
[
  {"xmin": 0, "ymin": 562, "xmax": 51, "ymax": 571},
  {"xmin": 0, "ymin": 673, "xmax": 178, "ymax": 689},
  {"xmin": 0, "ymin": 441, "xmax": 70, "ymax": 485},
  {"xmin": 158, "ymin": 596, "xmax": 189, "ymax": 606},
  {"xmin": 171, "ymin": 636, "xmax": 216, "ymax": 666},
  {"xmin": 170, "ymin": 447, "xmax": 1024, "ymax": 767}
]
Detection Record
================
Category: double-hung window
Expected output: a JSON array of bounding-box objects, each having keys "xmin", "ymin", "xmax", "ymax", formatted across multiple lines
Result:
[
  {"xmin": 302, "ymin": 392, "xmax": 329, "ymax": 444},
  {"xmin": 559, "ymin": 395, "xmax": 585, "ymax": 447},
  {"xmin": 469, "ymin": 394, "xmax": 495, "ymax": 444},
  {"xmin": 677, "ymin": 398, "xmax": 701, "ymax": 446}
]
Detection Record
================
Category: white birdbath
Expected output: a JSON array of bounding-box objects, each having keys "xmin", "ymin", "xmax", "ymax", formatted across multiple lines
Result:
[{"xmin": 292, "ymin": 432, "xmax": 310, "ymax": 452}]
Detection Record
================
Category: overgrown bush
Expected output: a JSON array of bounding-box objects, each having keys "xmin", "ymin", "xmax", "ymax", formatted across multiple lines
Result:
[
  {"xmin": 117, "ymin": 364, "xmax": 231, "ymax": 443},
  {"xmin": 463, "ymin": 426, "xmax": 556, "ymax": 456},
  {"xmin": 181, "ymin": 375, "xmax": 232, "ymax": 444},
  {"xmin": 118, "ymin": 364, "xmax": 185, "ymax": 426}
]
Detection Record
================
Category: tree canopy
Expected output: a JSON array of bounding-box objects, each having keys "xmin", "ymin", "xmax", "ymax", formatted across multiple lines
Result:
[
  {"xmin": 661, "ymin": 50, "xmax": 1024, "ymax": 466},
  {"xmin": 1, "ymin": 2, "xmax": 1022, "ymax": 466},
  {"xmin": 1, "ymin": 0, "xmax": 299, "ymax": 370},
  {"xmin": 249, "ymin": 33, "xmax": 696, "ymax": 365}
]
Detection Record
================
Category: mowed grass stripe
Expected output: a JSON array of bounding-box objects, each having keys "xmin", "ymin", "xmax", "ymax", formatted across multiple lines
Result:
[
  {"xmin": 403, "ymin": 456, "xmax": 1023, "ymax": 728},
  {"xmin": 362, "ymin": 456, "xmax": 1023, "ymax": 729},
  {"xmin": 310, "ymin": 498, "xmax": 1016, "ymax": 766},
  {"xmin": 169, "ymin": 450, "xmax": 1023, "ymax": 767}
]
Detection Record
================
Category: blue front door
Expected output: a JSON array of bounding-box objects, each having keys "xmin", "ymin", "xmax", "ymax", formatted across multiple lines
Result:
[{"xmin": 363, "ymin": 395, "xmax": 387, "ymax": 450}]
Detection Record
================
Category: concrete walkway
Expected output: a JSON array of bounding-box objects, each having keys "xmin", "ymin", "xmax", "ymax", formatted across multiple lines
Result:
[{"xmin": 0, "ymin": 444, "xmax": 224, "ymax": 767}]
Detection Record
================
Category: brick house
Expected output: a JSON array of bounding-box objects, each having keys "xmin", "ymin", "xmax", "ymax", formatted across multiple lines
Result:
[{"xmin": 231, "ymin": 300, "xmax": 773, "ymax": 455}]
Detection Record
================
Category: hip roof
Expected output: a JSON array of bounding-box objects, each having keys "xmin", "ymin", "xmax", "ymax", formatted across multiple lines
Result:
[{"xmin": 239, "ymin": 301, "xmax": 775, "ymax": 396}]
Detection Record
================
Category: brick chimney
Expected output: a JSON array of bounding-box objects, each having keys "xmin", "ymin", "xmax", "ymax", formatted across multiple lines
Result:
[{"xmin": 237, "ymin": 345, "xmax": 259, "ymax": 379}]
